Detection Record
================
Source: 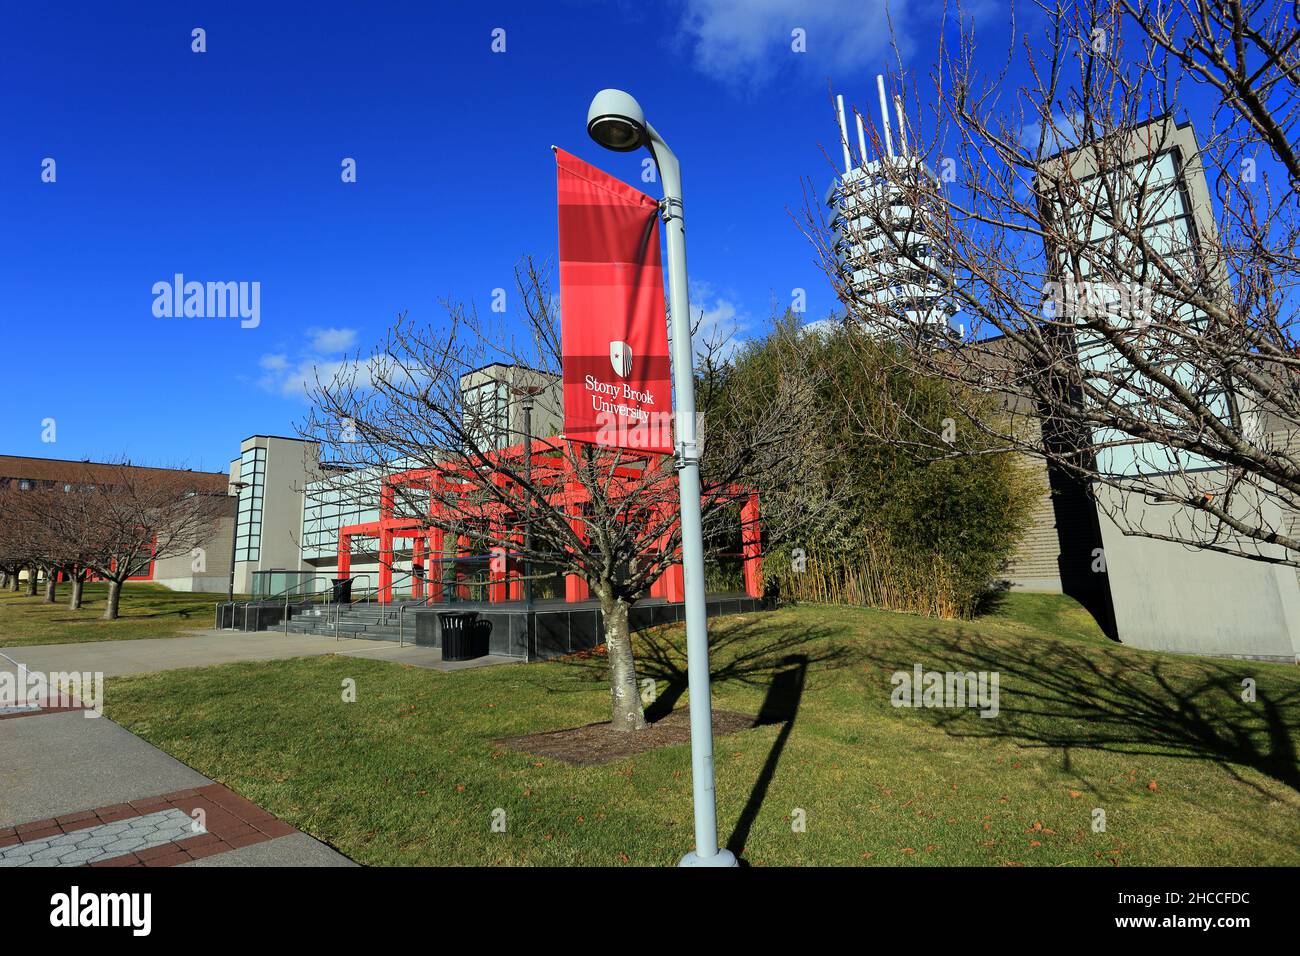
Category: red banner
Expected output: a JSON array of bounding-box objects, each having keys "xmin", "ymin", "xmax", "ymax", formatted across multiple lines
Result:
[{"xmin": 556, "ymin": 147, "xmax": 673, "ymax": 454}]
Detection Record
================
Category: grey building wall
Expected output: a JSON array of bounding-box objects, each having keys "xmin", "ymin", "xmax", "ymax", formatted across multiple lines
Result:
[
  {"xmin": 152, "ymin": 510, "xmax": 237, "ymax": 594},
  {"xmin": 230, "ymin": 435, "xmax": 320, "ymax": 596},
  {"xmin": 1265, "ymin": 421, "xmax": 1300, "ymax": 591},
  {"xmin": 1095, "ymin": 483, "xmax": 1300, "ymax": 662}
]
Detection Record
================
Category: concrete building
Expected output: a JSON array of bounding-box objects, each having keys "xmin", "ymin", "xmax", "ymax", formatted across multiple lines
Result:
[
  {"xmin": 1013, "ymin": 116, "xmax": 1300, "ymax": 661},
  {"xmin": 0, "ymin": 455, "xmax": 236, "ymax": 592},
  {"xmin": 227, "ymin": 435, "xmax": 322, "ymax": 597},
  {"xmin": 294, "ymin": 365, "xmax": 565, "ymax": 594},
  {"xmin": 459, "ymin": 363, "xmax": 563, "ymax": 453}
]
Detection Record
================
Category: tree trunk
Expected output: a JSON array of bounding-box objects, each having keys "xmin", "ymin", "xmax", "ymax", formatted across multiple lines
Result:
[
  {"xmin": 103, "ymin": 579, "xmax": 122, "ymax": 621},
  {"xmin": 69, "ymin": 572, "xmax": 84, "ymax": 610},
  {"xmin": 0, "ymin": 570, "xmax": 7, "ymax": 589},
  {"xmin": 44, "ymin": 571, "xmax": 58, "ymax": 604},
  {"xmin": 8, "ymin": 571, "xmax": 19, "ymax": 592},
  {"xmin": 25, "ymin": 566, "xmax": 38, "ymax": 597},
  {"xmin": 600, "ymin": 591, "xmax": 646, "ymax": 732}
]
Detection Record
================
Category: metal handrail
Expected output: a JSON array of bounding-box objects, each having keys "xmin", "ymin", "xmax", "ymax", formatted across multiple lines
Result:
[
  {"xmin": 390, "ymin": 555, "xmax": 532, "ymax": 646},
  {"xmin": 226, "ymin": 576, "xmax": 328, "ymax": 633},
  {"xmin": 395, "ymin": 576, "xmax": 446, "ymax": 647},
  {"xmin": 331, "ymin": 574, "xmax": 373, "ymax": 641},
  {"xmin": 281, "ymin": 577, "xmax": 336, "ymax": 634}
]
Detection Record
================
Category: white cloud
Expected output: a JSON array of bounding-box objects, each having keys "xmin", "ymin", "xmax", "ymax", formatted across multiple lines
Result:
[
  {"xmin": 261, "ymin": 358, "xmax": 352, "ymax": 399},
  {"xmin": 258, "ymin": 327, "xmax": 361, "ymax": 399},
  {"xmin": 679, "ymin": 0, "xmax": 909, "ymax": 86},
  {"xmin": 306, "ymin": 326, "xmax": 358, "ymax": 353},
  {"xmin": 684, "ymin": 281, "xmax": 747, "ymax": 361},
  {"xmin": 1019, "ymin": 111, "xmax": 1089, "ymax": 154}
]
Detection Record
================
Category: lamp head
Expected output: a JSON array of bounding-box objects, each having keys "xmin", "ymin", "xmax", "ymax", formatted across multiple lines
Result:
[{"xmin": 587, "ymin": 89, "xmax": 647, "ymax": 152}]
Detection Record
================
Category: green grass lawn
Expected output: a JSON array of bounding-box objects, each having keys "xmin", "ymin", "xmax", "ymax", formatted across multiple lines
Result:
[
  {"xmin": 0, "ymin": 583, "xmax": 237, "ymax": 646},
  {"xmin": 101, "ymin": 593, "xmax": 1300, "ymax": 866}
]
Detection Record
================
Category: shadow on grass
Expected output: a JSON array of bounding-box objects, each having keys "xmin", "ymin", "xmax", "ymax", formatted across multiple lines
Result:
[
  {"xmin": 538, "ymin": 614, "xmax": 854, "ymax": 721},
  {"xmin": 970, "ymin": 583, "xmax": 1011, "ymax": 618},
  {"xmin": 727, "ymin": 654, "xmax": 808, "ymax": 859},
  {"xmin": 527, "ymin": 613, "xmax": 832, "ymax": 861},
  {"xmin": 0, "ymin": 595, "xmax": 201, "ymax": 623},
  {"xmin": 865, "ymin": 630, "xmax": 1300, "ymax": 796},
  {"xmin": 515, "ymin": 612, "xmax": 853, "ymax": 708}
]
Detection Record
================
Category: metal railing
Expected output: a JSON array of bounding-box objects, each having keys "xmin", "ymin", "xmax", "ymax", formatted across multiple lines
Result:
[
  {"xmin": 330, "ymin": 574, "xmax": 373, "ymax": 641},
  {"xmin": 214, "ymin": 574, "xmax": 381, "ymax": 635},
  {"xmin": 280, "ymin": 576, "xmax": 335, "ymax": 634},
  {"xmin": 211, "ymin": 579, "xmax": 318, "ymax": 634}
]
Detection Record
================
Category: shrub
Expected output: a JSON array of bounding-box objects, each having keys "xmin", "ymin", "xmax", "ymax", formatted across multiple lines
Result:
[{"xmin": 719, "ymin": 315, "xmax": 1036, "ymax": 618}]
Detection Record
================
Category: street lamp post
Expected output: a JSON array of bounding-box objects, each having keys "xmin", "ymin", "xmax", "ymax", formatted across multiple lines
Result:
[
  {"xmin": 225, "ymin": 480, "xmax": 248, "ymax": 611},
  {"xmin": 587, "ymin": 89, "xmax": 737, "ymax": 867},
  {"xmin": 523, "ymin": 397, "xmax": 533, "ymax": 610},
  {"xmin": 513, "ymin": 386, "xmax": 543, "ymax": 611}
]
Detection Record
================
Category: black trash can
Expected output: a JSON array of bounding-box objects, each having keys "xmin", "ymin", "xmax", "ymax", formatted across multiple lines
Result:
[
  {"xmin": 331, "ymin": 577, "xmax": 354, "ymax": 604},
  {"xmin": 439, "ymin": 611, "xmax": 482, "ymax": 661}
]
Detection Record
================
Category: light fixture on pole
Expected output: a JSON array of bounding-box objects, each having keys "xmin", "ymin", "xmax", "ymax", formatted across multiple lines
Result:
[
  {"xmin": 225, "ymin": 479, "xmax": 248, "ymax": 611},
  {"xmin": 511, "ymin": 383, "xmax": 546, "ymax": 611},
  {"xmin": 587, "ymin": 88, "xmax": 737, "ymax": 867}
]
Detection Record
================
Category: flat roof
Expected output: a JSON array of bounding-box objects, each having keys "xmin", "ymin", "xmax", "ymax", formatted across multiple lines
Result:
[{"xmin": 0, "ymin": 454, "xmax": 231, "ymax": 492}]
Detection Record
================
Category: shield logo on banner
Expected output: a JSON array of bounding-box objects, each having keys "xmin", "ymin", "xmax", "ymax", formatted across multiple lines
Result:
[{"xmin": 609, "ymin": 341, "xmax": 633, "ymax": 377}]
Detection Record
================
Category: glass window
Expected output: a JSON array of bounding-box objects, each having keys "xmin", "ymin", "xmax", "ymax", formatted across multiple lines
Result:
[{"xmin": 234, "ymin": 446, "xmax": 266, "ymax": 563}]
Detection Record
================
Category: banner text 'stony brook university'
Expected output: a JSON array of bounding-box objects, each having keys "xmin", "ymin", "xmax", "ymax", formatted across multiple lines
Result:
[{"xmin": 555, "ymin": 147, "xmax": 673, "ymax": 454}]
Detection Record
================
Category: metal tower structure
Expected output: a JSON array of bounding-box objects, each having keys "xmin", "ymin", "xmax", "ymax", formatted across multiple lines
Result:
[{"xmin": 820, "ymin": 74, "xmax": 958, "ymax": 337}]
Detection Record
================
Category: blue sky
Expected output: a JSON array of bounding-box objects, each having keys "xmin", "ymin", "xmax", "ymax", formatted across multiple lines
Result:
[{"xmin": 1, "ymin": 0, "xmax": 1194, "ymax": 471}]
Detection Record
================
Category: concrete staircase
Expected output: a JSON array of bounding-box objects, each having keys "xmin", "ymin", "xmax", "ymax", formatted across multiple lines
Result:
[{"xmin": 282, "ymin": 602, "xmax": 425, "ymax": 643}]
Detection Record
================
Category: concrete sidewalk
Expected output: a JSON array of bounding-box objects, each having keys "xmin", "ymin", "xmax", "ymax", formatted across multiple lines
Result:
[
  {"xmin": 0, "ymin": 629, "xmax": 515, "ymax": 867},
  {"xmin": 0, "ymin": 709, "xmax": 354, "ymax": 867},
  {"xmin": 0, "ymin": 629, "xmax": 518, "ymax": 678}
]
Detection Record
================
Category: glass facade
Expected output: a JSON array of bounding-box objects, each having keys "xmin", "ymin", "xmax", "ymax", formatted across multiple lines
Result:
[
  {"xmin": 462, "ymin": 378, "xmax": 510, "ymax": 450},
  {"xmin": 302, "ymin": 468, "xmax": 383, "ymax": 560},
  {"xmin": 234, "ymin": 446, "xmax": 266, "ymax": 562},
  {"xmin": 1064, "ymin": 148, "xmax": 1223, "ymax": 477}
]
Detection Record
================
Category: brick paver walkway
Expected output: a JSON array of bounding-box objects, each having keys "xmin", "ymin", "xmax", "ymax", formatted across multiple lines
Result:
[
  {"xmin": 0, "ymin": 669, "xmax": 352, "ymax": 867},
  {"xmin": 0, "ymin": 783, "xmax": 298, "ymax": 867}
]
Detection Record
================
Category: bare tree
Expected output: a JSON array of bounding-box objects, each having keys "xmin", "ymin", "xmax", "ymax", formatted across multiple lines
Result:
[
  {"xmin": 0, "ymin": 485, "xmax": 37, "ymax": 594},
  {"xmin": 803, "ymin": 0, "xmax": 1300, "ymax": 566},
  {"xmin": 302, "ymin": 258, "xmax": 817, "ymax": 731},
  {"xmin": 30, "ymin": 462, "xmax": 228, "ymax": 620},
  {"xmin": 29, "ymin": 480, "xmax": 104, "ymax": 609}
]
